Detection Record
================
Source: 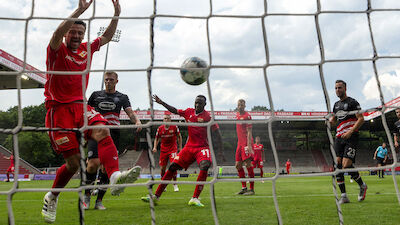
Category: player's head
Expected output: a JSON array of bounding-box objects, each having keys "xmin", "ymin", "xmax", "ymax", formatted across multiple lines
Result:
[
  {"xmin": 396, "ymin": 108, "xmax": 400, "ymax": 119},
  {"xmin": 335, "ymin": 80, "xmax": 347, "ymax": 100},
  {"xmin": 237, "ymin": 99, "xmax": 246, "ymax": 113},
  {"xmin": 255, "ymin": 136, "xmax": 260, "ymax": 143},
  {"xmin": 382, "ymin": 142, "xmax": 386, "ymax": 148},
  {"xmin": 163, "ymin": 114, "xmax": 171, "ymax": 122},
  {"xmin": 287, "ymin": 158, "xmax": 290, "ymax": 161},
  {"xmin": 195, "ymin": 95, "xmax": 207, "ymax": 114},
  {"xmin": 65, "ymin": 20, "xmax": 87, "ymax": 50},
  {"xmin": 104, "ymin": 71, "xmax": 119, "ymax": 92}
]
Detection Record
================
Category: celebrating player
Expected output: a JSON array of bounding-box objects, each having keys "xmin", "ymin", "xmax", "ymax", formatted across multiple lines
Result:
[
  {"xmin": 285, "ymin": 159, "xmax": 291, "ymax": 174},
  {"xmin": 373, "ymin": 142, "xmax": 388, "ymax": 178},
  {"xmin": 329, "ymin": 80, "xmax": 367, "ymax": 204},
  {"xmin": 3, "ymin": 154, "xmax": 14, "ymax": 182},
  {"xmin": 82, "ymin": 71, "xmax": 142, "ymax": 210},
  {"xmin": 252, "ymin": 136, "xmax": 265, "ymax": 182},
  {"xmin": 153, "ymin": 114, "xmax": 183, "ymax": 192},
  {"xmin": 235, "ymin": 99, "xmax": 255, "ymax": 195},
  {"xmin": 141, "ymin": 94, "xmax": 223, "ymax": 207},
  {"xmin": 42, "ymin": 1, "xmax": 140, "ymax": 223}
]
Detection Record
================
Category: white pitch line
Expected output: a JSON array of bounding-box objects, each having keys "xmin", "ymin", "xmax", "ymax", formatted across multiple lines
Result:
[{"xmin": 0, "ymin": 192, "xmax": 397, "ymax": 202}]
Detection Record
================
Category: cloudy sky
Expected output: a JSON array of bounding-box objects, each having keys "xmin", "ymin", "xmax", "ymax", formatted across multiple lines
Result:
[{"xmin": 0, "ymin": 0, "xmax": 400, "ymax": 113}]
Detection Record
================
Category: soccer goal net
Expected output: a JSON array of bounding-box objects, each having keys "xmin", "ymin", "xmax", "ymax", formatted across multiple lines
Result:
[{"xmin": 1, "ymin": 0, "xmax": 400, "ymax": 225}]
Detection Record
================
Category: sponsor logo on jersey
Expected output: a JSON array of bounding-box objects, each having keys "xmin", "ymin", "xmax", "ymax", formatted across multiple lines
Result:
[
  {"xmin": 169, "ymin": 130, "xmax": 173, "ymax": 133},
  {"xmin": 198, "ymin": 118, "xmax": 204, "ymax": 122},
  {"xmin": 55, "ymin": 136, "xmax": 70, "ymax": 145},
  {"xmin": 99, "ymin": 101, "xmax": 116, "ymax": 111}
]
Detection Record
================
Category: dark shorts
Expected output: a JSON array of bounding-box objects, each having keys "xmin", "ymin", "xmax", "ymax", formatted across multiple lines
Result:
[
  {"xmin": 376, "ymin": 157, "xmax": 385, "ymax": 165},
  {"xmin": 87, "ymin": 129, "xmax": 120, "ymax": 159},
  {"xmin": 334, "ymin": 134, "xmax": 358, "ymax": 163}
]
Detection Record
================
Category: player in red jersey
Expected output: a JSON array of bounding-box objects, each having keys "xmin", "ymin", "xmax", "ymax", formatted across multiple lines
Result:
[
  {"xmin": 235, "ymin": 99, "xmax": 255, "ymax": 195},
  {"xmin": 41, "ymin": 1, "xmax": 140, "ymax": 223},
  {"xmin": 153, "ymin": 114, "xmax": 183, "ymax": 192},
  {"xmin": 142, "ymin": 95, "xmax": 223, "ymax": 207},
  {"xmin": 3, "ymin": 155, "xmax": 14, "ymax": 182},
  {"xmin": 252, "ymin": 136, "xmax": 265, "ymax": 182},
  {"xmin": 285, "ymin": 159, "xmax": 291, "ymax": 174}
]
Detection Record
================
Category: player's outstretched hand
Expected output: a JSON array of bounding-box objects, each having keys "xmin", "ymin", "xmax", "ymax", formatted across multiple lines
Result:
[
  {"xmin": 152, "ymin": 95, "xmax": 162, "ymax": 104},
  {"xmin": 78, "ymin": 0, "xmax": 93, "ymax": 12},
  {"xmin": 111, "ymin": 0, "xmax": 121, "ymax": 16}
]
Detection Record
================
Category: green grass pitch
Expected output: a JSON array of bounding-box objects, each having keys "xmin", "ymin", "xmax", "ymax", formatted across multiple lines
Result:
[{"xmin": 0, "ymin": 175, "xmax": 399, "ymax": 224}]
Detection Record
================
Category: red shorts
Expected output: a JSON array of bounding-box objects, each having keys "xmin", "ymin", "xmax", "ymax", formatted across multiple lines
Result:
[
  {"xmin": 235, "ymin": 145, "xmax": 253, "ymax": 162},
  {"xmin": 45, "ymin": 102, "xmax": 107, "ymax": 158},
  {"xmin": 159, "ymin": 151, "xmax": 178, "ymax": 167},
  {"xmin": 172, "ymin": 146, "xmax": 212, "ymax": 169},
  {"xmin": 252, "ymin": 159, "xmax": 263, "ymax": 168},
  {"xmin": 7, "ymin": 166, "xmax": 14, "ymax": 173}
]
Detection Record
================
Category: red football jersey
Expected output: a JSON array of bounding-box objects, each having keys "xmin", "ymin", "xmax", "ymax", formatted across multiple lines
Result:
[
  {"xmin": 252, "ymin": 143, "xmax": 264, "ymax": 160},
  {"xmin": 156, "ymin": 125, "xmax": 180, "ymax": 153},
  {"xmin": 45, "ymin": 38, "xmax": 101, "ymax": 103},
  {"xmin": 286, "ymin": 161, "xmax": 291, "ymax": 168},
  {"xmin": 178, "ymin": 108, "xmax": 219, "ymax": 148},
  {"xmin": 10, "ymin": 155, "xmax": 14, "ymax": 167},
  {"xmin": 236, "ymin": 111, "xmax": 252, "ymax": 146}
]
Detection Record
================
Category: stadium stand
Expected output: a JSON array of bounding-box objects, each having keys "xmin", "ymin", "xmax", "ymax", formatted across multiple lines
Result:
[{"xmin": 0, "ymin": 145, "xmax": 41, "ymax": 174}]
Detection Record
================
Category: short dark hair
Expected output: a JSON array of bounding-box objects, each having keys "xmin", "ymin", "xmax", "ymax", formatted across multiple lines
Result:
[
  {"xmin": 335, "ymin": 80, "xmax": 346, "ymax": 87},
  {"xmin": 74, "ymin": 20, "xmax": 86, "ymax": 29},
  {"xmin": 196, "ymin": 95, "xmax": 207, "ymax": 102},
  {"xmin": 105, "ymin": 71, "xmax": 118, "ymax": 79}
]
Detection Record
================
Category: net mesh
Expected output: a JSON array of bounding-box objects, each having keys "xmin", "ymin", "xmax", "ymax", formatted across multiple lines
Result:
[{"xmin": 1, "ymin": 0, "xmax": 400, "ymax": 224}]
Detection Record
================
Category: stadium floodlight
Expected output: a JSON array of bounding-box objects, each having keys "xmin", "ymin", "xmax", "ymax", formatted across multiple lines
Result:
[{"xmin": 97, "ymin": 27, "xmax": 121, "ymax": 90}]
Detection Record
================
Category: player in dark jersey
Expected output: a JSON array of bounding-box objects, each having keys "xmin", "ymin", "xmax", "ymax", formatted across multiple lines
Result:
[
  {"xmin": 329, "ymin": 80, "xmax": 367, "ymax": 204},
  {"xmin": 141, "ymin": 94, "xmax": 223, "ymax": 207},
  {"xmin": 153, "ymin": 114, "xmax": 182, "ymax": 192},
  {"xmin": 83, "ymin": 71, "xmax": 142, "ymax": 210}
]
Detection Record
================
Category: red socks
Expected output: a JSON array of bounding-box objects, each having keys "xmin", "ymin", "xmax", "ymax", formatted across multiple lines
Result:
[
  {"xmin": 260, "ymin": 167, "xmax": 264, "ymax": 178},
  {"xmin": 51, "ymin": 164, "xmax": 75, "ymax": 196},
  {"xmin": 247, "ymin": 167, "xmax": 255, "ymax": 190},
  {"xmin": 155, "ymin": 169, "xmax": 174, "ymax": 197},
  {"xmin": 193, "ymin": 170, "xmax": 208, "ymax": 198},
  {"xmin": 97, "ymin": 136, "xmax": 119, "ymax": 178},
  {"xmin": 238, "ymin": 168, "xmax": 246, "ymax": 188}
]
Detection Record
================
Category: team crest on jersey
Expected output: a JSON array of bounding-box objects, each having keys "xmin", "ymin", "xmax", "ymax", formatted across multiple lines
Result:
[
  {"xmin": 240, "ymin": 117, "xmax": 244, "ymax": 120},
  {"xmin": 169, "ymin": 130, "xmax": 173, "ymax": 133},
  {"xmin": 198, "ymin": 118, "xmax": 204, "ymax": 122},
  {"xmin": 78, "ymin": 51, "xmax": 87, "ymax": 58}
]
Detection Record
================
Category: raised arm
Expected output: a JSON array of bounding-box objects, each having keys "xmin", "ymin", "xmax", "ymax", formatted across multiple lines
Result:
[
  {"xmin": 125, "ymin": 107, "xmax": 142, "ymax": 132},
  {"xmin": 99, "ymin": 0, "xmax": 121, "ymax": 46},
  {"xmin": 49, "ymin": 0, "xmax": 93, "ymax": 50},
  {"xmin": 152, "ymin": 95, "xmax": 178, "ymax": 114}
]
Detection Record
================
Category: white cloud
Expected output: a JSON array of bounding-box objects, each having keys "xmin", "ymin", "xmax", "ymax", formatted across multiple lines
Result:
[{"xmin": 363, "ymin": 70, "xmax": 400, "ymax": 101}]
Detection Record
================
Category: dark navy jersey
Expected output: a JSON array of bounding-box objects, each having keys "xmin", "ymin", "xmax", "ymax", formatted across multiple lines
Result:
[
  {"xmin": 88, "ymin": 90, "xmax": 131, "ymax": 125},
  {"xmin": 333, "ymin": 97, "xmax": 361, "ymax": 137},
  {"xmin": 394, "ymin": 120, "xmax": 400, "ymax": 135}
]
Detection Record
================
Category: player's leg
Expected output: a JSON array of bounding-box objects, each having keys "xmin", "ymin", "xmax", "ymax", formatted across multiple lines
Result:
[
  {"xmin": 189, "ymin": 159, "xmax": 210, "ymax": 207},
  {"xmin": 91, "ymin": 124, "xmax": 141, "ymax": 196},
  {"xmin": 169, "ymin": 152, "xmax": 179, "ymax": 191},
  {"xmin": 6, "ymin": 169, "xmax": 10, "ymax": 182},
  {"xmin": 95, "ymin": 168, "xmax": 109, "ymax": 210},
  {"xmin": 83, "ymin": 139, "xmax": 101, "ymax": 209},
  {"xmin": 343, "ymin": 137, "xmax": 367, "ymax": 202},
  {"xmin": 243, "ymin": 158, "xmax": 255, "ymax": 195},
  {"xmin": 235, "ymin": 146, "xmax": 247, "ymax": 193}
]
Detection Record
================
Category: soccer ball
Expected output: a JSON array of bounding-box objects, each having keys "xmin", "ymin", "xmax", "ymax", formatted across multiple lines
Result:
[{"xmin": 180, "ymin": 57, "xmax": 209, "ymax": 85}]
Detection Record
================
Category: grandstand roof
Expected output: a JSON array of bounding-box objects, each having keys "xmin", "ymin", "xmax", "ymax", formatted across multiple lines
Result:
[{"xmin": 0, "ymin": 49, "xmax": 45, "ymax": 90}]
